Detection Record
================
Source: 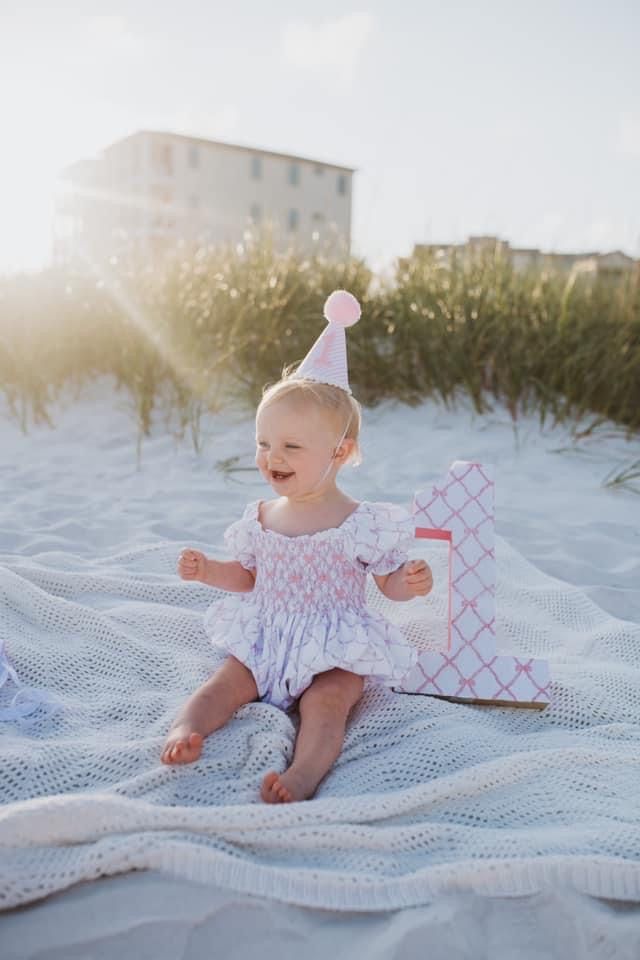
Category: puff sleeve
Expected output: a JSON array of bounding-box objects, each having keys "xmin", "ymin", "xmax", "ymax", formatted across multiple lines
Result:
[
  {"xmin": 223, "ymin": 501, "xmax": 258, "ymax": 570},
  {"xmin": 351, "ymin": 502, "xmax": 415, "ymax": 575}
]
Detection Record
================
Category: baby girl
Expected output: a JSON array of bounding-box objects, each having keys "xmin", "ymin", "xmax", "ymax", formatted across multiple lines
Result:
[{"xmin": 162, "ymin": 291, "xmax": 433, "ymax": 802}]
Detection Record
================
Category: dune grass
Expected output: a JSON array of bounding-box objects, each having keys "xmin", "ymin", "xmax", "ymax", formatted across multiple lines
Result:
[{"xmin": 1, "ymin": 236, "xmax": 638, "ymax": 450}]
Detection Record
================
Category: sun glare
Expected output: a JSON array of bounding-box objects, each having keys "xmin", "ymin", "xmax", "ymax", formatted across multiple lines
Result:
[
  {"xmin": 0, "ymin": 48, "xmax": 90, "ymax": 275},
  {"xmin": 0, "ymin": 161, "xmax": 57, "ymax": 275}
]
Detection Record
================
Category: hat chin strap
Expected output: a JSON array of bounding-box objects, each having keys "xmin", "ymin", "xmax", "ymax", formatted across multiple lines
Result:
[{"xmin": 307, "ymin": 414, "xmax": 352, "ymax": 493}]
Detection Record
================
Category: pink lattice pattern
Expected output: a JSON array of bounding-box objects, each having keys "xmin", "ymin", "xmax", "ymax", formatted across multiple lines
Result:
[{"xmin": 396, "ymin": 461, "xmax": 551, "ymax": 707}]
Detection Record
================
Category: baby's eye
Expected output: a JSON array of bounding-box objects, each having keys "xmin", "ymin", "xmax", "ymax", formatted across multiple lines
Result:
[
  {"xmin": 285, "ymin": 444, "xmax": 301, "ymax": 449},
  {"xmin": 257, "ymin": 441, "xmax": 269, "ymax": 449}
]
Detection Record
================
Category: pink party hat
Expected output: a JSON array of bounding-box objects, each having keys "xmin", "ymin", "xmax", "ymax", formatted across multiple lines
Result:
[{"xmin": 293, "ymin": 290, "xmax": 361, "ymax": 394}]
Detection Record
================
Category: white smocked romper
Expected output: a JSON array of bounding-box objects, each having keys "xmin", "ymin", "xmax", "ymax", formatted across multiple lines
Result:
[{"xmin": 203, "ymin": 500, "xmax": 418, "ymax": 710}]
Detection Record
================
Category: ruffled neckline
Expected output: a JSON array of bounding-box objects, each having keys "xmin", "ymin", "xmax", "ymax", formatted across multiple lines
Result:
[{"xmin": 251, "ymin": 500, "xmax": 366, "ymax": 542}]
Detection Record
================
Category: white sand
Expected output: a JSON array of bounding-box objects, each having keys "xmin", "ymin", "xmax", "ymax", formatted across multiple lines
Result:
[{"xmin": 1, "ymin": 382, "xmax": 639, "ymax": 957}]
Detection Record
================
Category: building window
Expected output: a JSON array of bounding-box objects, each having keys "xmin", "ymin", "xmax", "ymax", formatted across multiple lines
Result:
[
  {"xmin": 312, "ymin": 212, "xmax": 325, "ymax": 223},
  {"xmin": 288, "ymin": 163, "xmax": 300, "ymax": 186},
  {"xmin": 251, "ymin": 155, "xmax": 262, "ymax": 179},
  {"xmin": 337, "ymin": 174, "xmax": 347, "ymax": 196},
  {"xmin": 153, "ymin": 141, "xmax": 173, "ymax": 176},
  {"xmin": 250, "ymin": 203, "xmax": 261, "ymax": 223},
  {"xmin": 188, "ymin": 145, "xmax": 199, "ymax": 169},
  {"xmin": 314, "ymin": 164, "xmax": 324, "ymax": 176},
  {"xmin": 288, "ymin": 209, "xmax": 299, "ymax": 231}
]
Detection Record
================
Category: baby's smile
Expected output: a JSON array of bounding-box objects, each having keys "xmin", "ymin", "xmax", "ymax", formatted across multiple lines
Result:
[{"xmin": 271, "ymin": 470, "xmax": 294, "ymax": 482}]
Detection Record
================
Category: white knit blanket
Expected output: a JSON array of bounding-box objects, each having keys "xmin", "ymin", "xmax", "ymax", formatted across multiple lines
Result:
[{"xmin": 1, "ymin": 536, "xmax": 639, "ymax": 910}]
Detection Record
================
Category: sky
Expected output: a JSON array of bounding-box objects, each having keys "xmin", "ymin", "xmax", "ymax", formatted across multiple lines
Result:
[{"xmin": 0, "ymin": 0, "xmax": 638, "ymax": 273}]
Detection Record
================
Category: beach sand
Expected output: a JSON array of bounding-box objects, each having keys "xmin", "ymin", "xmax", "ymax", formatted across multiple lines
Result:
[{"xmin": 1, "ymin": 382, "xmax": 639, "ymax": 957}]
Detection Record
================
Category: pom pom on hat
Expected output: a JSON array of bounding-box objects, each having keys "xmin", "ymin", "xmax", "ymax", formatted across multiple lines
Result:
[{"xmin": 323, "ymin": 290, "xmax": 361, "ymax": 328}]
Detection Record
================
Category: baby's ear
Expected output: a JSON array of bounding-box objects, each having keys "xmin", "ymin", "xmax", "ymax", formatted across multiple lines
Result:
[{"xmin": 335, "ymin": 438, "xmax": 356, "ymax": 463}]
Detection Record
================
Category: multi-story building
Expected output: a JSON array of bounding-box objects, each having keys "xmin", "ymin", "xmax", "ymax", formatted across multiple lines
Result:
[
  {"xmin": 54, "ymin": 130, "xmax": 355, "ymax": 264},
  {"xmin": 411, "ymin": 236, "xmax": 637, "ymax": 277}
]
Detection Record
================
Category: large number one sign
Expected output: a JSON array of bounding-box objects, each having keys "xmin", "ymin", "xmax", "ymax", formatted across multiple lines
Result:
[{"xmin": 395, "ymin": 461, "xmax": 551, "ymax": 708}]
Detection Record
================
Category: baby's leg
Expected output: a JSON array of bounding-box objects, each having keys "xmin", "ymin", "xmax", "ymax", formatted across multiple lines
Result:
[
  {"xmin": 162, "ymin": 655, "xmax": 258, "ymax": 764},
  {"xmin": 261, "ymin": 668, "xmax": 364, "ymax": 802}
]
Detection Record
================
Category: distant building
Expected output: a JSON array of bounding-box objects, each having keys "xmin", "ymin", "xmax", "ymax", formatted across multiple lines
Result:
[
  {"xmin": 53, "ymin": 130, "xmax": 355, "ymax": 264},
  {"xmin": 410, "ymin": 236, "xmax": 638, "ymax": 277}
]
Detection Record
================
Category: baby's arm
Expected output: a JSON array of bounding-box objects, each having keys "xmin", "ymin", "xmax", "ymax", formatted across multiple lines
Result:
[
  {"xmin": 373, "ymin": 559, "xmax": 433, "ymax": 601},
  {"xmin": 178, "ymin": 549, "xmax": 255, "ymax": 592}
]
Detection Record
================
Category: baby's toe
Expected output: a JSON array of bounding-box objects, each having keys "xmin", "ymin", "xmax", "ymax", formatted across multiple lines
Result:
[
  {"xmin": 161, "ymin": 738, "xmax": 186, "ymax": 764},
  {"xmin": 261, "ymin": 771, "xmax": 280, "ymax": 802},
  {"xmin": 185, "ymin": 733, "xmax": 203, "ymax": 760},
  {"xmin": 276, "ymin": 783, "xmax": 291, "ymax": 802},
  {"xmin": 161, "ymin": 740, "xmax": 178, "ymax": 764},
  {"xmin": 161, "ymin": 731, "xmax": 204, "ymax": 766},
  {"xmin": 175, "ymin": 740, "xmax": 193, "ymax": 763}
]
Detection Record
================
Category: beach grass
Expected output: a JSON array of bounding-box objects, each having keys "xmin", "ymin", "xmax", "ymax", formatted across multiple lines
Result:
[{"xmin": 1, "ymin": 235, "xmax": 638, "ymax": 445}]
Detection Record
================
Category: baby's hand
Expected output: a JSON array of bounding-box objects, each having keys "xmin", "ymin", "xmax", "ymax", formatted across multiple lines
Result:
[
  {"xmin": 402, "ymin": 559, "xmax": 433, "ymax": 597},
  {"xmin": 178, "ymin": 548, "xmax": 208, "ymax": 582}
]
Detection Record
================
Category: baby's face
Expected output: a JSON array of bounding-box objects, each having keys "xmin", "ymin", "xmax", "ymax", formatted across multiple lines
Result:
[{"xmin": 255, "ymin": 399, "xmax": 341, "ymax": 498}]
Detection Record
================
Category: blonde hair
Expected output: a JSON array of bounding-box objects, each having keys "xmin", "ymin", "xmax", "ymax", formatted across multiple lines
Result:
[{"xmin": 257, "ymin": 377, "xmax": 362, "ymax": 465}]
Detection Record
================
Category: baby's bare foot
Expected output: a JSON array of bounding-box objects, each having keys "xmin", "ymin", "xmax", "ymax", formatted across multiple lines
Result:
[
  {"xmin": 261, "ymin": 769, "xmax": 318, "ymax": 803},
  {"xmin": 161, "ymin": 726, "xmax": 204, "ymax": 765}
]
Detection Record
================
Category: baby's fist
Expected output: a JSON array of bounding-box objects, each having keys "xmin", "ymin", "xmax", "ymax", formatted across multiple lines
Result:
[
  {"xmin": 178, "ymin": 548, "xmax": 207, "ymax": 581},
  {"xmin": 403, "ymin": 558, "xmax": 433, "ymax": 597}
]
